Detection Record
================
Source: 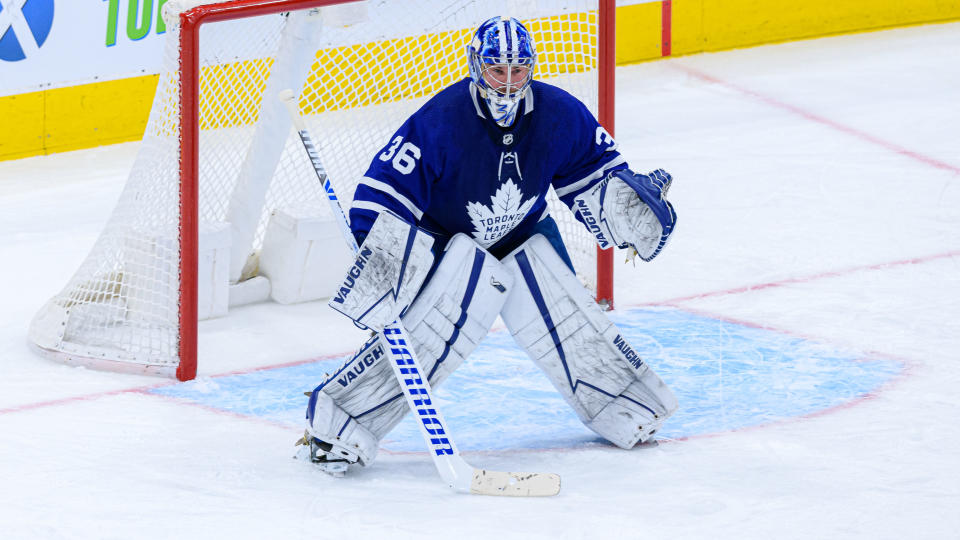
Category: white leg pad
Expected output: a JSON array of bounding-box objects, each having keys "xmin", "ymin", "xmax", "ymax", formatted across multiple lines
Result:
[
  {"xmin": 500, "ymin": 235, "xmax": 678, "ymax": 449},
  {"xmin": 306, "ymin": 234, "xmax": 514, "ymax": 465},
  {"xmin": 305, "ymin": 376, "xmax": 381, "ymax": 465}
]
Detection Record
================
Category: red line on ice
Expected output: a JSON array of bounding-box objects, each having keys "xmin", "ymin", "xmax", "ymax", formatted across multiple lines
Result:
[
  {"xmin": 647, "ymin": 249, "xmax": 960, "ymax": 306},
  {"xmin": 0, "ymin": 385, "xmax": 168, "ymax": 415},
  {"xmin": 0, "ymin": 352, "xmax": 347, "ymax": 417},
  {"xmin": 674, "ymin": 65, "xmax": 960, "ymax": 176}
]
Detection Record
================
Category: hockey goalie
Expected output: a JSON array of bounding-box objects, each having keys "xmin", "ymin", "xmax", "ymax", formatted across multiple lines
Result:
[{"xmin": 297, "ymin": 16, "xmax": 679, "ymax": 475}]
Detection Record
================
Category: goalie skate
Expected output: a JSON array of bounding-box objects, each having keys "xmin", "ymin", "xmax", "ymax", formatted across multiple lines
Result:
[{"xmin": 294, "ymin": 430, "xmax": 358, "ymax": 477}]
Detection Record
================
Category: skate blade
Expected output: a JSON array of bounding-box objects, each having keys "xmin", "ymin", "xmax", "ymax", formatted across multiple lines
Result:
[{"xmin": 316, "ymin": 460, "xmax": 349, "ymax": 477}]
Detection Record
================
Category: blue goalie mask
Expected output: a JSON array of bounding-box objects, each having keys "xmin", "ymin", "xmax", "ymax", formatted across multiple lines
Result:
[{"xmin": 466, "ymin": 16, "xmax": 537, "ymax": 127}]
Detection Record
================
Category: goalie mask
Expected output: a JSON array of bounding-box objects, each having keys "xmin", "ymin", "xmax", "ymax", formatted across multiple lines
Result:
[{"xmin": 467, "ymin": 16, "xmax": 537, "ymax": 127}]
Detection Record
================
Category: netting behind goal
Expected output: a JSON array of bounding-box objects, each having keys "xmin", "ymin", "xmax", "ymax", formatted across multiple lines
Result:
[{"xmin": 28, "ymin": 0, "xmax": 612, "ymax": 380}]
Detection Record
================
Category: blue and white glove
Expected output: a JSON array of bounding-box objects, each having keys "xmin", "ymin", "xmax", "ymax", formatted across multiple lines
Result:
[
  {"xmin": 573, "ymin": 168, "xmax": 677, "ymax": 261},
  {"xmin": 327, "ymin": 211, "xmax": 435, "ymax": 331}
]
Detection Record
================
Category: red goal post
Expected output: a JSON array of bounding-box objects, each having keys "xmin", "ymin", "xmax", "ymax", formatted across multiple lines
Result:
[{"xmin": 29, "ymin": 0, "xmax": 617, "ymax": 381}]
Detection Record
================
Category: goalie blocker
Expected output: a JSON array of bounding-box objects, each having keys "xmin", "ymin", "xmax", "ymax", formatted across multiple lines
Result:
[{"xmin": 327, "ymin": 210, "xmax": 435, "ymax": 332}]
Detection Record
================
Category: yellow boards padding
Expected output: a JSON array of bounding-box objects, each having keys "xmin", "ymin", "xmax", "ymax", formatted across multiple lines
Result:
[
  {"xmin": 45, "ymin": 76, "xmax": 158, "ymax": 155},
  {"xmin": 615, "ymin": 2, "xmax": 664, "ymax": 64},
  {"xmin": 0, "ymin": 76, "xmax": 157, "ymax": 161},
  {"xmin": 0, "ymin": 92, "xmax": 45, "ymax": 161},
  {"xmin": 673, "ymin": 0, "xmax": 960, "ymax": 54},
  {"xmin": 3, "ymin": 1, "xmax": 960, "ymax": 162}
]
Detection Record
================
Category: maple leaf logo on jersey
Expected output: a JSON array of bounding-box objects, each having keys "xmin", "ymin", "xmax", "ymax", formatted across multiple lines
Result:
[{"xmin": 466, "ymin": 179, "xmax": 536, "ymax": 248}]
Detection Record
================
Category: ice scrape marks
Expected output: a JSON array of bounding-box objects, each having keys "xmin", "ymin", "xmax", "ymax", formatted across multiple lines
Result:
[{"xmin": 148, "ymin": 307, "xmax": 902, "ymax": 451}]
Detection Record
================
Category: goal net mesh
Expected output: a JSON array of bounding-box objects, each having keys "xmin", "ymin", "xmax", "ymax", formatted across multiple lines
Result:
[{"xmin": 29, "ymin": 0, "xmax": 603, "ymax": 375}]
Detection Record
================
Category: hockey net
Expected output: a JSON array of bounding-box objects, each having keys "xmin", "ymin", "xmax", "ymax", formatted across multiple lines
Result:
[{"xmin": 28, "ymin": 0, "xmax": 614, "ymax": 380}]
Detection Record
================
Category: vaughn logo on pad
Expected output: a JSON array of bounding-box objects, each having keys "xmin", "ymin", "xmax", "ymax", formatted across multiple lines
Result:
[{"xmin": 331, "ymin": 246, "xmax": 374, "ymax": 305}]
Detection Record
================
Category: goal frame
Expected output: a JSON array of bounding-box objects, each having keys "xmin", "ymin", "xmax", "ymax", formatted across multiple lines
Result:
[{"xmin": 174, "ymin": 0, "xmax": 616, "ymax": 381}]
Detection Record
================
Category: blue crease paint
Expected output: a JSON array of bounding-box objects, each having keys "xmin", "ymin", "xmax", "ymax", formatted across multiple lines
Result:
[{"xmin": 150, "ymin": 307, "xmax": 902, "ymax": 452}]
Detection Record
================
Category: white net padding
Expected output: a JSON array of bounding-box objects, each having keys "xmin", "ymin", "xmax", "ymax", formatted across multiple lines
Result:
[{"xmin": 28, "ymin": 0, "xmax": 606, "ymax": 378}]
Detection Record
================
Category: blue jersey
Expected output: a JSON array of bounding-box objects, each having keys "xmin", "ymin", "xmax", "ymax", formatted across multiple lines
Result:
[{"xmin": 349, "ymin": 78, "xmax": 626, "ymax": 258}]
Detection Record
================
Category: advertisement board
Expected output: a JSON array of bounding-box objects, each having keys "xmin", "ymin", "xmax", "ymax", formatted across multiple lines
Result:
[
  {"xmin": 2, "ymin": 0, "xmax": 957, "ymax": 161},
  {"xmin": 0, "ymin": 0, "xmax": 170, "ymax": 96},
  {"xmin": 1, "ymin": 0, "xmax": 661, "ymax": 97}
]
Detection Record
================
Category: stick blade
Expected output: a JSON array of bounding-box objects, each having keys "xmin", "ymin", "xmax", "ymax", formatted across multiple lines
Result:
[{"xmin": 470, "ymin": 470, "xmax": 561, "ymax": 497}]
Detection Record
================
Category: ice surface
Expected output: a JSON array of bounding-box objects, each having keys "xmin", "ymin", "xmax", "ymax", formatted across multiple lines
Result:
[{"xmin": 1, "ymin": 22, "xmax": 959, "ymax": 540}]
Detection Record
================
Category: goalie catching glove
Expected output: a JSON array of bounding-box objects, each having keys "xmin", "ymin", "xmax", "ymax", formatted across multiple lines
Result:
[{"xmin": 574, "ymin": 168, "xmax": 677, "ymax": 261}]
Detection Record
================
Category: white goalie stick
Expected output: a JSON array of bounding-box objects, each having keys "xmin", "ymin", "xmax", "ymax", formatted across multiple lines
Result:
[{"xmin": 280, "ymin": 89, "xmax": 561, "ymax": 497}]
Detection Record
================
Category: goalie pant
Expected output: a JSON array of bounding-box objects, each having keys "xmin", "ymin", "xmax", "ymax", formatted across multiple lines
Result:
[{"xmin": 306, "ymin": 234, "xmax": 678, "ymax": 465}]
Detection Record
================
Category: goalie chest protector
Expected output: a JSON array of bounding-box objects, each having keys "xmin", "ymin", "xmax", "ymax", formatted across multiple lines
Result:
[{"xmin": 350, "ymin": 78, "xmax": 626, "ymax": 256}]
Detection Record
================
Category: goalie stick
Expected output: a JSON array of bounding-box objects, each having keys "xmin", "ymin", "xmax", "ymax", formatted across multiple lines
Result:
[{"xmin": 280, "ymin": 89, "xmax": 561, "ymax": 497}]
